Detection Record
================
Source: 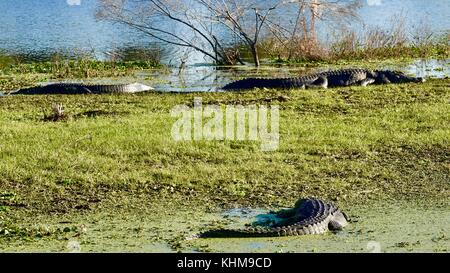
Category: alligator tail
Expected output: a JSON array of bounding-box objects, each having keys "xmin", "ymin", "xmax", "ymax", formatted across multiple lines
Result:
[
  {"xmin": 199, "ymin": 227, "xmax": 282, "ymax": 238},
  {"xmin": 199, "ymin": 224, "xmax": 325, "ymax": 237}
]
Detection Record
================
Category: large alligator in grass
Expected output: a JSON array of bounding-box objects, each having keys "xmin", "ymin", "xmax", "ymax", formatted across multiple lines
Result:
[
  {"xmin": 222, "ymin": 68, "xmax": 425, "ymax": 90},
  {"xmin": 199, "ymin": 198, "xmax": 349, "ymax": 238},
  {"xmin": 9, "ymin": 82, "xmax": 154, "ymax": 95}
]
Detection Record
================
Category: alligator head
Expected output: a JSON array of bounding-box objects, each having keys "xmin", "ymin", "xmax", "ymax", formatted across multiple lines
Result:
[
  {"xmin": 328, "ymin": 210, "xmax": 349, "ymax": 231},
  {"xmin": 374, "ymin": 70, "xmax": 425, "ymax": 84}
]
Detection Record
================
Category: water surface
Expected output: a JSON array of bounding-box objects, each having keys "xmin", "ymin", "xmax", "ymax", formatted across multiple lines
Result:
[
  {"xmin": 43, "ymin": 58, "xmax": 450, "ymax": 93},
  {"xmin": 1, "ymin": 201, "xmax": 448, "ymax": 253},
  {"xmin": 0, "ymin": 0, "xmax": 448, "ymax": 63}
]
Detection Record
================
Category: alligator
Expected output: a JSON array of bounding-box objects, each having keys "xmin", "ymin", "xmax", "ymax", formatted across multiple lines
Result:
[
  {"xmin": 9, "ymin": 82, "xmax": 154, "ymax": 95},
  {"xmin": 222, "ymin": 68, "xmax": 425, "ymax": 90},
  {"xmin": 199, "ymin": 198, "xmax": 349, "ymax": 238}
]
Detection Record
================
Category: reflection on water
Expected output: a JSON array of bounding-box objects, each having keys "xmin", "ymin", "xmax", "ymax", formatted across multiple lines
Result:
[
  {"xmin": 0, "ymin": 0, "xmax": 448, "ymax": 64},
  {"xmin": 139, "ymin": 59, "xmax": 449, "ymax": 92},
  {"xmin": 407, "ymin": 59, "xmax": 450, "ymax": 79},
  {"xmin": 1, "ymin": 59, "xmax": 448, "ymax": 95},
  {"xmin": 144, "ymin": 65, "xmax": 316, "ymax": 92}
]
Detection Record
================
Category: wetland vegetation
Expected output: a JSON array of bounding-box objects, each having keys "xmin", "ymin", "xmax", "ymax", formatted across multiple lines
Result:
[
  {"xmin": 0, "ymin": 0, "xmax": 449, "ymax": 253},
  {"xmin": 0, "ymin": 75, "xmax": 449, "ymax": 252}
]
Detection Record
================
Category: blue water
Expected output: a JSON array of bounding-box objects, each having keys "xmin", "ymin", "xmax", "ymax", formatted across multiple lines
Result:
[
  {"xmin": 0, "ymin": 0, "xmax": 448, "ymax": 63},
  {"xmin": 358, "ymin": 0, "xmax": 450, "ymax": 32},
  {"xmin": 0, "ymin": 0, "xmax": 147, "ymax": 57}
]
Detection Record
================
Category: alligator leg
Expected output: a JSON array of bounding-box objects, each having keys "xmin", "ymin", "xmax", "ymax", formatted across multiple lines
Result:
[
  {"xmin": 358, "ymin": 78, "xmax": 376, "ymax": 86},
  {"xmin": 328, "ymin": 211, "xmax": 349, "ymax": 231},
  {"xmin": 378, "ymin": 74, "xmax": 391, "ymax": 84},
  {"xmin": 80, "ymin": 87, "xmax": 93, "ymax": 94},
  {"xmin": 274, "ymin": 207, "xmax": 297, "ymax": 218},
  {"xmin": 305, "ymin": 76, "xmax": 328, "ymax": 89},
  {"xmin": 63, "ymin": 86, "xmax": 92, "ymax": 94},
  {"xmin": 272, "ymin": 216, "xmax": 300, "ymax": 227}
]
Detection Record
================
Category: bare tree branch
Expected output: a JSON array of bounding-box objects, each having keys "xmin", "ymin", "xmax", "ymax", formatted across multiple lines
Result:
[{"xmin": 97, "ymin": 0, "xmax": 362, "ymax": 66}]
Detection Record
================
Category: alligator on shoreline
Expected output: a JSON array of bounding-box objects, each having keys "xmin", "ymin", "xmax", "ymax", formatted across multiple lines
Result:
[
  {"xmin": 199, "ymin": 198, "xmax": 349, "ymax": 238},
  {"xmin": 9, "ymin": 82, "xmax": 154, "ymax": 95},
  {"xmin": 222, "ymin": 69, "xmax": 425, "ymax": 90}
]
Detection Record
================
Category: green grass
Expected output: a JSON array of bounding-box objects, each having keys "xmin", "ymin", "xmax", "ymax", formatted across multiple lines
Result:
[
  {"xmin": 0, "ymin": 56, "xmax": 163, "ymax": 91},
  {"xmin": 0, "ymin": 79, "xmax": 448, "ymax": 219},
  {"xmin": 331, "ymin": 43, "xmax": 450, "ymax": 61},
  {"xmin": 6, "ymin": 59, "xmax": 162, "ymax": 78}
]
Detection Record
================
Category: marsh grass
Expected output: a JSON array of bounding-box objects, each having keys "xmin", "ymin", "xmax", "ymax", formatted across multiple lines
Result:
[
  {"xmin": 261, "ymin": 17, "xmax": 450, "ymax": 64},
  {"xmin": 265, "ymin": 35, "xmax": 449, "ymax": 64},
  {"xmin": 0, "ymin": 48, "xmax": 163, "ymax": 92},
  {"xmin": 0, "ymin": 79, "xmax": 448, "ymax": 217},
  {"xmin": 0, "ymin": 58, "xmax": 162, "ymax": 92},
  {"xmin": 328, "ymin": 30, "xmax": 449, "ymax": 62},
  {"xmin": 7, "ymin": 58, "xmax": 161, "ymax": 78}
]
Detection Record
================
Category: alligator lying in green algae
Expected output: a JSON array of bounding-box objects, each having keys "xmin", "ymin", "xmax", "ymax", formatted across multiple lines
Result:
[
  {"xmin": 199, "ymin": 198, "xmax": 349, "ymax": 237},
  {"xmin": 9, "ymin": 82, "xmax": 154, "ymax": 95},
  {"xmin": 222, "ymin": 69, "xmax": 425, "ymax": 90}
]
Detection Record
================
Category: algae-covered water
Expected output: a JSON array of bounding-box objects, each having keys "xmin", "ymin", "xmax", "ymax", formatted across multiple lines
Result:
[
  {"xmin": 1, "ymin": 201, "xmax": 448, "ymax": 253},
  {"xmin": 197, "ymin": 203, "xmax": 449, "ymax": 253}
]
